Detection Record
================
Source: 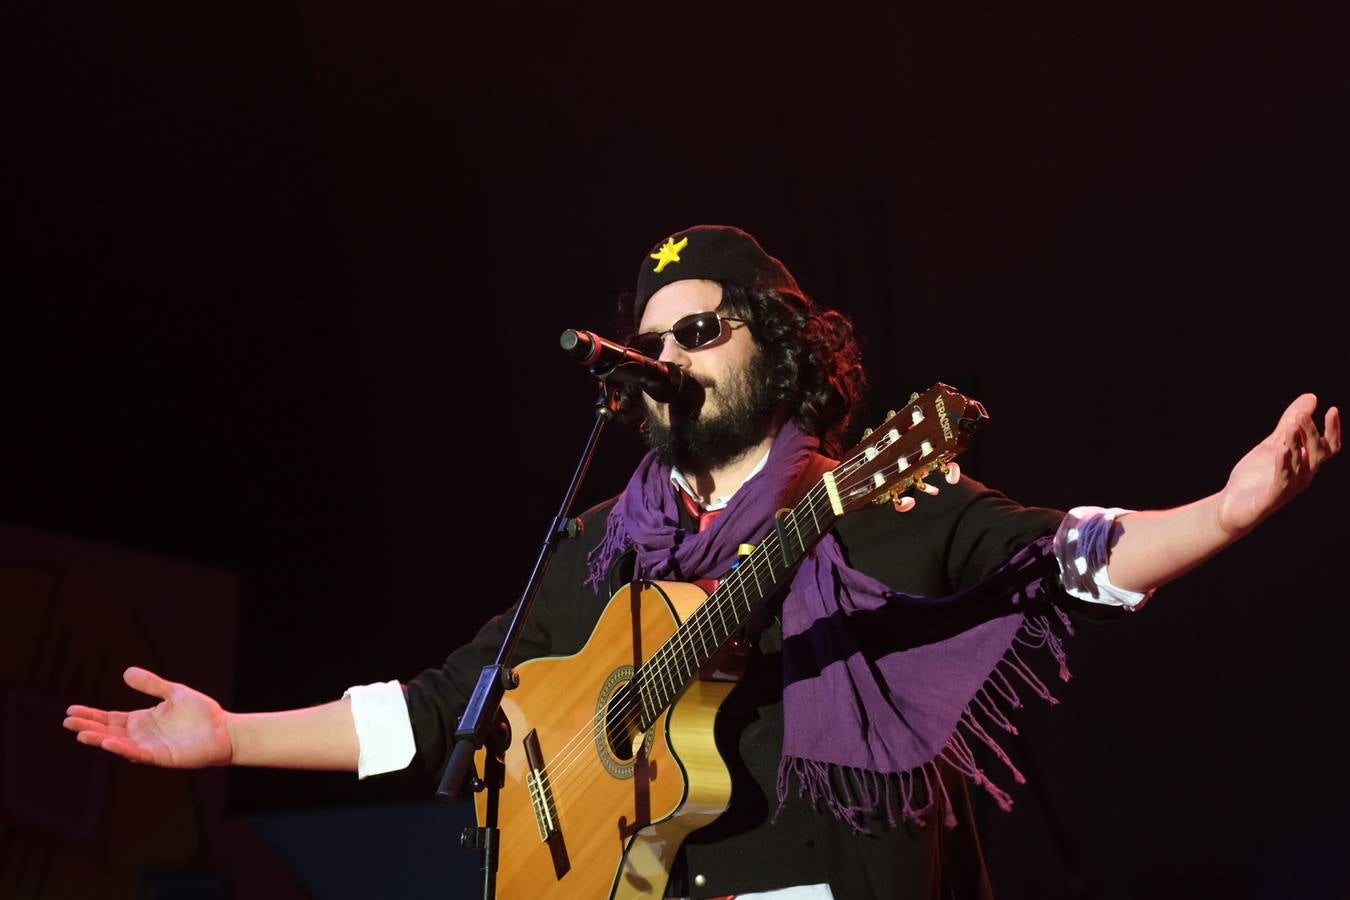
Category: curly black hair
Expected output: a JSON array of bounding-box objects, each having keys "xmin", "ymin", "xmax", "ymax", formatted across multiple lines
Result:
[{"xmin": 616, "ymin": 282, "xmax": 867, "ymax": 458}]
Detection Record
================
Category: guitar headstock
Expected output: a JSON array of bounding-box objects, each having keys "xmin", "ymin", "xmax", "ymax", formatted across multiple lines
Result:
[{"xmin": 828, "ymin": 384, "xmax": 989, "ymax": 516}]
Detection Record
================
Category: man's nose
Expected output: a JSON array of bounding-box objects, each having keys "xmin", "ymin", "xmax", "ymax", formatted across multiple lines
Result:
[{"xmin": 658, "ymin": 334, "xmax": 689, "ymax": 366}]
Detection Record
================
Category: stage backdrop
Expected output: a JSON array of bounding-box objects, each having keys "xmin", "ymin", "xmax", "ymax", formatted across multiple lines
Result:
[{"xmin": 4, "ymin": 0, "xmax": 1347, "ymax": 897}]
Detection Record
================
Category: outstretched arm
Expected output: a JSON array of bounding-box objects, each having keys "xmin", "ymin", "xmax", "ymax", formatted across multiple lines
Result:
[
  {"xmin": 1104, "ymin": 393, "xmax": 1340, "ymax": 593},
  {"xmin": 64, "ymin": 666, "xmax": 360, "ymax": 771}
]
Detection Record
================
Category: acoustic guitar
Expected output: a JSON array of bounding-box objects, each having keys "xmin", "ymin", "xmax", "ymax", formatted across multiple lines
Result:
[{"xmin": 474, "ymin": 383, "xmax": 988, "ymax": 899}]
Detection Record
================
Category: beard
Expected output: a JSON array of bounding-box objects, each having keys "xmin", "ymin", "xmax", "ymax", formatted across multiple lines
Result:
[{"xmin": 643, "ymin": 348, "xmax": 783, "ymax": 474}]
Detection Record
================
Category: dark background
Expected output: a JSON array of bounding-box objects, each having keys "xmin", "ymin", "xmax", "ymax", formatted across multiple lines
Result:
[{"xmin": 4, "ymin": 0, "xmax": 1348, "ymax": 896}]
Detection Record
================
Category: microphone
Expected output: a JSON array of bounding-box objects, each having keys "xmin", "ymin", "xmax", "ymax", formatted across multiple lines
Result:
[{"xmin": 559, "ymin": 329, "xmax": 685, "ymax": 402}]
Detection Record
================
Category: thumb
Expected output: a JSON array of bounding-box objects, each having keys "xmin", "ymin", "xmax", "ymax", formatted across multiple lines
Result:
[
  {"xmin": 1276, "ymin": 393, "xmax": 1318, "ymax": 432},
  {"xmin": 124, "ymin": 666, "xmax": 174, "ymax": 701}
]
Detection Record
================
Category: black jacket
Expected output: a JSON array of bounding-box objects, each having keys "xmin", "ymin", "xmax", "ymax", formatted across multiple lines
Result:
[{"xmin": 405, "ymin": 474, "xmax": 1108, "ymax": 899}]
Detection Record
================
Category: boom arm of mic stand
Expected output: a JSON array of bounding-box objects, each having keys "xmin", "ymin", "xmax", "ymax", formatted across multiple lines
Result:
[{"xmin": 437, "ymin": 390, "xmax": 615, "ymax": 795}]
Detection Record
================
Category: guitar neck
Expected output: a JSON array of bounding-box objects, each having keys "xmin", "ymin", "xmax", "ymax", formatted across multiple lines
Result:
[
  {"xmin": 633, "ymin": 383, "xmax": 988, "ymax": 730},
  {"xmin": 636, "ymin": 479, "xmax": 840, "ymax": 727}
]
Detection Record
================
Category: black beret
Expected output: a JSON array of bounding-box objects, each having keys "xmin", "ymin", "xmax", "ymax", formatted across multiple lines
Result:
[{"xmin": 633, "ymin": 224, "xmax": 801, "ymax": 324}]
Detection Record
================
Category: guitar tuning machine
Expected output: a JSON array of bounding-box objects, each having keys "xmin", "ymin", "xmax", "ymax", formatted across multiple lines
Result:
[{"xmin": 909, "ymin": 392, "xmax": 920, "ymax": 403}]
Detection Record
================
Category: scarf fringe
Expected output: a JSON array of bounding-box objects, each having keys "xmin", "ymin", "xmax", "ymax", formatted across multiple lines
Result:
[
  {"xmin": 586, "ymin": 504, "xmax": 632, "ymax": 590},
  {"xmin": 777, "ymin": 611, "xmax": 1071, "ymax": 833}
]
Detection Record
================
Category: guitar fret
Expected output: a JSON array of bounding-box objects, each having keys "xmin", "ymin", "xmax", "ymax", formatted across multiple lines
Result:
[
  {"xmin": 686, "ymin": 628, "xmax": 696, "ymax": 673},
  {"xmin": 649, "ymin": 654, "xmax": 665, "ymax": 716},
  {"xmin": 642, "ymin": 481, "xmax": 851, "ymax": 729},
  {"xmin": 639, "ymin": 675, "xmax": 651, "ymax": 726},
  {"xmin": 762, "ymin": 539, "xmax": 779, "ymax": 583},
  {"xmin": 735, "ymin": 577, "xmax": 751, "ymax": 615},
  {"xmin": 790, "ymin": 508, "xmax": 807, "ymax": 554},
  {"xmin": 674, "ymin": 642, "xmax": 689, "ymax": 693},
  {"xmin": 637, "ymin": 666, "xmax": 648, "ymax": 728},
  {"xmin": 674, "ymin": 635, "xmax": 686, "ymax": 689},
  {"xmin": 511, "ymin": 390, "xmax": 982, "ymax": 852}
]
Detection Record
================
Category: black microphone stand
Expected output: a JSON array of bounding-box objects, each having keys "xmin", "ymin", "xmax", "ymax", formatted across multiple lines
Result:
[{"xmin": 437, "ymin": 382, "xmax": 623, "ymax": 900}]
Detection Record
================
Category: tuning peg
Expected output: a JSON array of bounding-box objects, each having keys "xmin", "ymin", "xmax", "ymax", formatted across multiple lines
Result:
[
  {"xmin": 912, "ymin": 475, "xmax": 940, "ymax": 497},
  {"xmin": 885, "ymin": 409, "xmax": 896, "ymax": 420},
  {"xmin": 862, "ymin": 426, "xmax": 874, "ymax": 439},
  {"xmin": 909, "ymin": 392, "xmax": 919, "ymax": 403}
]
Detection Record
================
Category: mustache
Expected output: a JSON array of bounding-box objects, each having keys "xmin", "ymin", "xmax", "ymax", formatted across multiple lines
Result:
[
  {"xmin": 671, "ymin": 377, "xmax": 708, "ymax": 413},
  {"xmin": 644, "ymin": 376, "xmax": 708, "ymax": 418}
]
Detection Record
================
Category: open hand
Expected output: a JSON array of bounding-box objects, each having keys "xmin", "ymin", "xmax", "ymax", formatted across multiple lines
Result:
[
  {"xmin": 63, "ymin": 666, "xmax": 234, "ymax": 768},
  {"xmin": 1217, "ymin": 394, "xmax": 1341, "ymax": 536}
]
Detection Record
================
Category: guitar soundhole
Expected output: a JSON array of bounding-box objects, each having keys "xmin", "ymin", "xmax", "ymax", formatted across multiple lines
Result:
[
  {"xmin": 595, "ymin": 665, "xmax": 655, "ymax": 778},
  {"xmin": 604, "ymin": 682, "xmax": 643, "ymax": 762}
]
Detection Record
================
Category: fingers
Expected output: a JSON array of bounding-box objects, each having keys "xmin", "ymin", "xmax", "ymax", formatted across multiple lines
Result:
[
  {"xmin": 1277, "ymin": 393, "xmax": 1319, "ymax": 433},
  {"xmin": 63, "ymin": 714, "xmax": 118, "ymax": 735},
  {"xmin": 1295, "ymin": 407, "xmax": 1321, "ymax": 466},
  {"xmin": 1309, "ymin": 406, "xmax": 1342, "ymax": 468},
  {"xmin": 65, "ymin": 704, "xmax": 110, "ymax": 725},
  {"xmin": 123, "ymin": 666, "xmax": 174, "ymax": 701},
  {"xmin": 1287, "ymin": 400, "xmax": 1341, "ymax": 472},
  {"xmin": 75, "ymin": 731, "xmax": 152, "ymax": 764}
]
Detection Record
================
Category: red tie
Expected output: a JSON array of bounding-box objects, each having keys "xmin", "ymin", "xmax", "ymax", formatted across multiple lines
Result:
[
  {"xmin": 679, "ymin": 489, "xmax": 724, "ymax": 533},
  {"xmin": 679, "ymin": 490, "xmax": 723, "ymax": 592}
]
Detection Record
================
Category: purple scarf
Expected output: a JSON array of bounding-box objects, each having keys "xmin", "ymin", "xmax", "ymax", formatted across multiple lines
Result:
[{"xmin": 590, "ymin": 423, "xmax": 1071, "ymax": 830}]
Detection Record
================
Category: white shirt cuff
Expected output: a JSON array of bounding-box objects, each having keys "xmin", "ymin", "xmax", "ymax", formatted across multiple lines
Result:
[
  {"xmin": 1053, "ymin": 506, "xmax": 1153, "ymax": 611},
  {"xmin": 343, "ymin": 680, "xmax": 417, "ymax": 779},
  {"xmin": 738, "ymin": 887, "xmax": 834, "ymax": 899}
]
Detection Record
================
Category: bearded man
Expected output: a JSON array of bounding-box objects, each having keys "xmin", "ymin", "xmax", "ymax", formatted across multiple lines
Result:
[{"xmin": 65, "ymin": 225, "xmax": 1341, "ymax": 899}]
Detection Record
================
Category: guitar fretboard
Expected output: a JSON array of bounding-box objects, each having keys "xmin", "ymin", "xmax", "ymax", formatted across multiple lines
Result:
[
  {"xmin": 626, "ymin": 383, "xmax": 985, "ymax": 732},
  {"xmin": 632, "ymin": 480, "xmax": 839, "ymax": 729}
]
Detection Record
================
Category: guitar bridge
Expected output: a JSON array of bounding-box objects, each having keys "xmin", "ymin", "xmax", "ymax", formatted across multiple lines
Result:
[{"xmin": 524, "ymin": 729, "xmax": 561, "ymax": 842}]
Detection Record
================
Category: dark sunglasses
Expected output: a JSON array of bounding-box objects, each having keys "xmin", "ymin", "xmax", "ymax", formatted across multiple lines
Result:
[{"xmin": 628, "ymin": 311, "xmax": 746, "ymax": 359}]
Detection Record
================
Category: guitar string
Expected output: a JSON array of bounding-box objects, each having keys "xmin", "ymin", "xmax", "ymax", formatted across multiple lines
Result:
[
  {"xmin": 535, "ymin": 480, "xmax": 834, "ymax": 803},
  {"xmin": 538, "ymin": 445, "xmax": 946, "ymax": 809},
  {"xmin": 535, "ymin": 446, "xmax": 902, "ymax": 804},
  {"xmin": 520, "ymin": 397, "xmax": 951, "ymax": 803},
  {"xmin": 531, "ymin": 436, "xmax": 937, "ymax": 806},
  {"xmin": 528, "ymin": 450, "xmax": 856, "ymax": 797},
  {"xmin": 536, "ymin": 443, "xmax": 929, "ymax": 805}
]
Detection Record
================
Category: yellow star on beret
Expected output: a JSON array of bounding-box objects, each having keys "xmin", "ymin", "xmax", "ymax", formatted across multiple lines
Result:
[{"xmin": 650, "ymin": 236, "xmax": 688, "ymax": 273}]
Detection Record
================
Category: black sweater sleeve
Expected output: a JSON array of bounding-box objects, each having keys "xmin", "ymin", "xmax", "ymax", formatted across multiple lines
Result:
[
  {"xmin": 834, "ymin": 472, "xmax": 1126, "ymax": 622},
  {"xmin": 401, "ymin": 497, "xmax": 619, "ymax": 778}
]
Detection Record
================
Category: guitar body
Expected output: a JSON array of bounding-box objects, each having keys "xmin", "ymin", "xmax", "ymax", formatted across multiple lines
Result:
[
  {"xmin": 475, "ymin": 580, "xmax": 735, "ymax": 900},
  {"xmin": 471, "ymin": 385, "xmax": 988, "ymax": 898}
]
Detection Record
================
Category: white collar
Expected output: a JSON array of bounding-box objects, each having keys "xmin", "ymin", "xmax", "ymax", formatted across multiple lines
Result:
[{"xmin": 668, "ymin": 447, "xmax": 772, "ymax": 512}]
